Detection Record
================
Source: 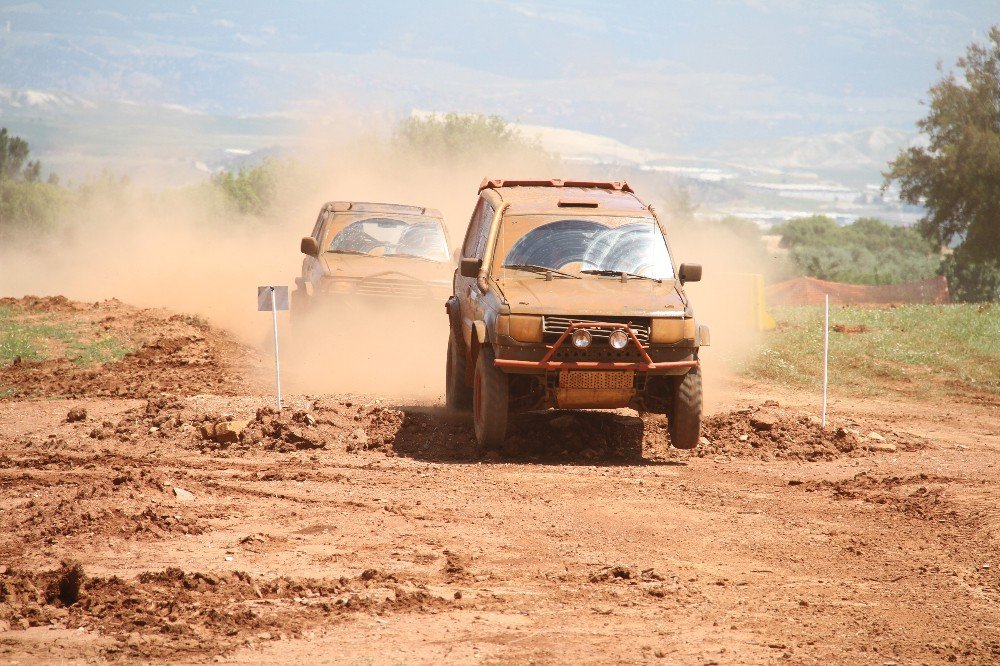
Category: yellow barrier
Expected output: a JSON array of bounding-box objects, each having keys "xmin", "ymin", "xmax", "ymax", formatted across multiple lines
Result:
[{"xmin": 721, "ymin": 272, "xmax": 777, "ymax": 331}]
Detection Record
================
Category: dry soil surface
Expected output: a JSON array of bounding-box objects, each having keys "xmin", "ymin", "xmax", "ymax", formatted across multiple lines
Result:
[{"xmin": 0, "ymin": 297, "xmax": 997, "ymax": 664}]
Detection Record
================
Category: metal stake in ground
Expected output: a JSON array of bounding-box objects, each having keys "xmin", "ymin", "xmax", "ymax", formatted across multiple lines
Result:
[
  {"xmin": 822, "ymin": 293, "xmax": 829, "ymax": 427},
  {"xmin": 257, "ymin": 286, "xmax": 289, "ymax": 411}
]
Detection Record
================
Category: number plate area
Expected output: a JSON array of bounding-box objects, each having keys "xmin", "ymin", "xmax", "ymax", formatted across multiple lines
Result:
[{"xmin": 558, "ymin": 370, "xmax": 634, "ymax": 390}]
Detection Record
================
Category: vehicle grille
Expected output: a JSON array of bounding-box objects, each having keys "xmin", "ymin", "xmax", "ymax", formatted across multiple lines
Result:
[
  {"xmin": 355, "ymin": 276, "xmax": 429, "ymax": 299},
  {"xmin": 543, "ymin": 315, "xmax": 651, "ymax": 344}
]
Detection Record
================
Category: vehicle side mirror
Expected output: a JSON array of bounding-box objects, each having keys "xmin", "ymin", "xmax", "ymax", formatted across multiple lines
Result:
[
  {"xmin": 301, "ymin": 237, "xmax": 319, "ymax": 257},
  {"xmin": 460, "ymin": 257, "xmax": 483, "ymax": 278},
  {"xmin": 678, "ymin": 263, "xmax": 702, "ymax": 284}
]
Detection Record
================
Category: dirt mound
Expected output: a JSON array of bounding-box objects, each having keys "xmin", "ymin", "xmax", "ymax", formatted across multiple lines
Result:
[
  {"xmin": 0, "ymin": 295, "xmax": 76, "ymax": 312},
  {"xmin": 0, "ymin": 297, "xmax": 251, "ymax": 400},
  {"xmin": 802, "ymin": 472, "xmax": 961, "ymax": 522},
  {"xmin": 194, "ymin": 399, "xmax": 405, "ymax": 455},
  {"xmin": 0, "ymin": 564, "xmax": 451, "ymax": 659},
  {"xmin": 693, "ymin": 403, "xmax": 920, "ymax": 461},
  {"xmin": 0, "ymin": 452, "xmax": 205, "ymax": 561}
]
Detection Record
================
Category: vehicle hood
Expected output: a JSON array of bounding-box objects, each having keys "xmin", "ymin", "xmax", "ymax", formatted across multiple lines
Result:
[
  {"xmin": 495, "ymin": 276, "xmax": 687, "ymax": 317},
  {"xmin": 321, "ymin": 253, "xmax": 452, "ymax": 282}
]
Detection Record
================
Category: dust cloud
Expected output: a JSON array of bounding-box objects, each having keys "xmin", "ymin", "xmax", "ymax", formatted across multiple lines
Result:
[
  {"xmin": 0, "ymin": 110, "xmax": 769, "ymax": 407},
  {"xmin": 0, "ymin": 119, "xmax": 556, "ymax": 402},
  {"xmin": 667, "ymin": 221, "xmax": 780, "ymax": 413}
]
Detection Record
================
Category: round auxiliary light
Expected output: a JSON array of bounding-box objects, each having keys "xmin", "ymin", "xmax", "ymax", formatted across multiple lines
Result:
[
  {"xmin": 571, "ymin": 328, "xmax": 593, "ymax": 349},
  {"xmin": 608, "ymin": 329, "xmax": 629, "ymax": 349}
]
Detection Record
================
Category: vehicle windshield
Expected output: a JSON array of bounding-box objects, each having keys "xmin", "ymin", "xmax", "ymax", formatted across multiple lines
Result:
[
  {"xmin": 327, "ymin": 216, "xmax": 449, "ymax": 262},
  {"xmin": 495, "ymin": 215, "xmax": 674, "ymax": 280}
]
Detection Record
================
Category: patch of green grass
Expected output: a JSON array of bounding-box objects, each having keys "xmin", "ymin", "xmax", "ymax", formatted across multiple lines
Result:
[
  {"xmin": 0, "ymin": 307, "xmax": 130, "ymax": 368},
  {"xmin": 743, "ymin": 304, "xmax": 1000, "ymax": 397},
  {"xmin": 67, "ymin": 336, "xmax": 129, "ymax": 366}
]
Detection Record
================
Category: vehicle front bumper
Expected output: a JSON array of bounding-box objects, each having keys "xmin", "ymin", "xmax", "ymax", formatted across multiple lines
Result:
[{"xmin": 492, "ymin": 321, "xmax": 698, "ymax": 375}]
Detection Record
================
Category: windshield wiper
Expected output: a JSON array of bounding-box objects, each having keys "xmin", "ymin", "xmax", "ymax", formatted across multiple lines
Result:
[
  {"xmin": 580, "ymin": 269, "xmax": 662, "ymax": 283},
  {"xmin": 327, "ymin": 249, "xmax": 370, "ymax": 256},
  {"xmin": 503, "ymin": 264, "xmax": 581, "ymax": 279},
  {"xmin": 386, "ymin": 252, "xmax": 440, "ymax": 262}
]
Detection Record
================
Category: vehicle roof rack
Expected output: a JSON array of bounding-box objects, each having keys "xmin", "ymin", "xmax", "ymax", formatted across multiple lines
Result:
[
  {"xmin": 321, "ymin": 201, "xmax": 442, "ymax": 217},
  {"xmin": 478, "ymin": 178, "xmax": 634, "ymax": 193}
]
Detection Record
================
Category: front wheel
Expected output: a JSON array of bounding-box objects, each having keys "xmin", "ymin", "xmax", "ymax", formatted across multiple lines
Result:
[
  {"xmin": 668, "ymin": 366, "xmax": 702, "ymax": 449},
  {"xmin": 473, "ymin": 346, "xmax": 509, "ymax": 450},
  {"xmin": 290, "ymin": 287, "xmax": 311, "ymax": 330},
  {"xmin": 446, "ymin": 333, "xmax": 472, "ymax": 411}
]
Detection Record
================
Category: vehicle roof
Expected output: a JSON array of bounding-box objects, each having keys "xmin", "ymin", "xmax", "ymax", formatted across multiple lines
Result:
[
  {"xmin": 481, "ymin": 180, "xmax": 649, "ymax": 216},
  {"xmin": 321, "ymin": 201, "xmax": 443, "ymax": 218}
]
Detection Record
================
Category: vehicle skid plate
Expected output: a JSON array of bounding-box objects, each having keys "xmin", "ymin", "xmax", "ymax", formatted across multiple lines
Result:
[{"xmin": 559, "ymin": 370, "xmax": 633, "ymax": 389}]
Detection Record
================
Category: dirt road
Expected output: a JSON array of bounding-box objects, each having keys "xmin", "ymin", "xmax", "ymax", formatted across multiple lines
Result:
[{"xmin": 1, "ymin": 297, "xmax": 997, "ymax": 664}]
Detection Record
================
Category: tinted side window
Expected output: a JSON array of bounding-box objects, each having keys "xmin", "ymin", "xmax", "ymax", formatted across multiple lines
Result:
[
  {"xmin": 310, "ymin": 211, "xmax": 327, "ymax": 240},
  {"xmin": 462, "ymin": 199, "xmax": 486, "ymax": 258},
  {"xmin": 474, "ymin": 200, "xmax": 495, "ymax": 258}
]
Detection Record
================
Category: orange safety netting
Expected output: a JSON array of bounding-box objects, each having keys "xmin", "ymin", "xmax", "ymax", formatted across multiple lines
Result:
[{"xmin": 766, "ymin": 275, "xmax": 950, "ymax": 306}]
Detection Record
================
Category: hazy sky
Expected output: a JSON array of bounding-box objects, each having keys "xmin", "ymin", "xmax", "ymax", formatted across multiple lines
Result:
[{"xmin": 1, "ymin": 1, "xmax": 997, "ymax": 151}]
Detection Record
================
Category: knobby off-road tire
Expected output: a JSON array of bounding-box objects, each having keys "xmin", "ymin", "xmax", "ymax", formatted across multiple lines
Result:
[
  {"xmin": 473, "ymin": 346, "xmax": 509, "ymax": 450},
  {"xmin": 446, "ymin": 333, "xmax": 472, "ymax": 411},
  {"xmin": 668, "ymin": 366, "xmax": 702, "ymax": 450}
]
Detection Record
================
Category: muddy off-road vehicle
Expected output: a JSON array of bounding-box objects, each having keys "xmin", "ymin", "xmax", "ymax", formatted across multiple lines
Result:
[
  {"xmin": 445, "ymin": 179, "xmax": 709, "ymax": 450},
  {"xmin": 294, "ymin": 202, "xmax": 453, "ymax": 318}
]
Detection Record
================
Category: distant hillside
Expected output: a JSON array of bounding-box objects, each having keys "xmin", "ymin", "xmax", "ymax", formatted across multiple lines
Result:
[
  {"xmin": 713, "ymin": 127, "xmax": 921, "ymax": 185},
  {"xmin": 0, "ymin": 87, "xmax": 922, "ymax": 225}
]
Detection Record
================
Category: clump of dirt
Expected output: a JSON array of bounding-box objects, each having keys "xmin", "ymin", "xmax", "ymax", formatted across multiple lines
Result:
[
  {"xmin": 65, "ymin": 407, "xmax": 87, "ymax": 422},
  {"xmin": 0, "ymin": 565, "xmax": 452, "ymax": 659},
  {"xmin": 832, "ymin": 323, "xmax": 870, "ymax": 334},
  {"xmin": 193, "ymin": 400, "xmax": 407, "ymax": 456},
  {"xmin": 691, "ymin": 404, "xmax": 918, "ymax": 461},
  {"xmin": 0, "ymin": 297, "xmax": 251, "ymax": 400},
  {"xmin": 236, "ymin": 407, "xmax": 326, "ymax": 452},
  {"xmin": 802, "ymin": 472, "xmax": 960, "ymax": 521},
  {"xmin": 442, "ymin": 550, "xmax": 473, "ymax": 581},
  {"xmin": 588, "ymin": 566, "xmax": 701, "ymax": 604}
]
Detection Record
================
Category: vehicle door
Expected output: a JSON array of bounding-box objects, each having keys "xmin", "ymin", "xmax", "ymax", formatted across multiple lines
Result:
[{"xmin": 456, "ymin": 197, "xmax": 494, "ymax": 348}]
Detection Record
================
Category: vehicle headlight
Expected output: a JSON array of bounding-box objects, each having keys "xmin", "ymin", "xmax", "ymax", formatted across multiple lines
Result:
[
  {"xmin": 571, "ymin": 329, "xmax": 592, "ymax": 348},
  {"xmin": 326, "ymin": 279, "xmax": 354, "ymax": 293},
  {"xmin": 608, "ymin": 329, "xmax": 629, "ymax": 349},
  {"xmin": 650, "ymin": 317, "xmax": 696, "ymax": 343},
  {"xmin": 497, "ymin": 314, "xmax": 543, "ymax": 342}
]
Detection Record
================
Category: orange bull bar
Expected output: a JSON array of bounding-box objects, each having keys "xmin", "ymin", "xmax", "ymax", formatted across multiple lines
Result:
[{"xmin": 492, "ymin": 321, "xmax": 699, "ymax": 371}]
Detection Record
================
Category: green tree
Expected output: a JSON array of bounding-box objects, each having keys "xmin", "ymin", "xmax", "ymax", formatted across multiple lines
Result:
[
  {"xmin": 212, "ymin": 158, "xmax": 281, "ymax": 216},
  {"xmin": 941, "ymin": 247, "xmax": 1000, "ymax": 301},
  {"xmin": 0, "ymin": 128, "xmax": 63, "ymax": 242},
  {"xmin": 392, "ymin": 113, "xmax": 554, "ymax": 166},
  {"xmin": 776, "ymin": 215, "xmax": 939, "ymax": 285},
  {"xmin": 883, "ymin": 27, "xmax": 1000, "ymax": 299},
  {"xmin": 0, "ymin": 127, "xmax": 39, "ymax": 182}
]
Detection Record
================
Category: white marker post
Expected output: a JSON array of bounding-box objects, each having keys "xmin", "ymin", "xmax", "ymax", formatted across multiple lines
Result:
[
  {"xmin": 822, "ymin": 293, "xmax": 829, "ymax": 428},
  {"xmin": 258, "ymin": 286, "xmax": 289, "ymax": 412}
]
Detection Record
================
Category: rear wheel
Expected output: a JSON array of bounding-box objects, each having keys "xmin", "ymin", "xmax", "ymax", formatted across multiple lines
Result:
[
  {"xmin": 473, "ymin": 346, "xmax": 509, "ymax": 450},
  {"xmin": 446, "ymin": 332, "xmax": 472, "ymax": 411},
  {"xmin": 668, "ymin": 366, "xmax": 702, "ymax": 449}
]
